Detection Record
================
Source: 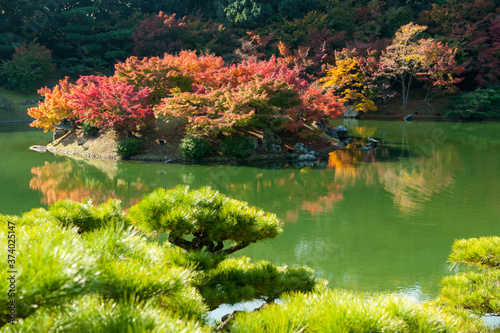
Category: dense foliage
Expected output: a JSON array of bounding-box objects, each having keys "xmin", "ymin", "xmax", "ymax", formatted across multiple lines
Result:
[
  {"xmin": 230, "ymin": 290, "xmax": 461, "ymax": 332},
  {"xmin": 0, "ymin": 42, "xmax": 54, "ymax": 92},
  {"xmin": 435, "ymin": 236, "xmax": 500, "ymax": 321},
  {"xmin": 70, "ymin": 75, "xmax": 154, "ymax": 136},
  {"xmin": 128, "ymin": 186, "xmax": 282, "ymax": 254},
  {"xmin": 27, "ymin": 77, "xmax": 77, "ymax": 132},
  {"xmin": 447, "ymin": 87, "xmax": 500, "ymax": 118},
  {"xmin": 179, "ymin": 135, "xmax": 213, "ymax": 160},
  {"xmin": 115, "ymin": 137, "xmax": 142, "ymax": 159},
  {"xmin": 220, "ymin": 135, "xmax": 255, "ymax": 158}
]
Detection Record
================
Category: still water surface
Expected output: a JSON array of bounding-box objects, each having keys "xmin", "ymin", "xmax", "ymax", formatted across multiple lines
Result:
[{"xmin": 1, "ymin": 120, "xmax": 499, "ymax": 301}]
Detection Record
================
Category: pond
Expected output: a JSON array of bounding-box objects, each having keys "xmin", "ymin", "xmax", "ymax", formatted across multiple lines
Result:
[{"xmin": 1, "ymin": 120, "xmax": 500, "ymax": 302}]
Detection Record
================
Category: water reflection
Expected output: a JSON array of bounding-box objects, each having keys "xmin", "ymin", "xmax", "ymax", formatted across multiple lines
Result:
[
  {"xmin": 30, "ymin": 158, "xmax": 150, "ymax": 206},
  {"xmin": 29, "ymin": 124, "xmax": 460, "ymax": 217}
]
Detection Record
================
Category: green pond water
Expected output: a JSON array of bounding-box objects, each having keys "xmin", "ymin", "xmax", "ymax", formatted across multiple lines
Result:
[{"xmin": 1, "ymin": 120, "xmax": 500, "ymax": 302}]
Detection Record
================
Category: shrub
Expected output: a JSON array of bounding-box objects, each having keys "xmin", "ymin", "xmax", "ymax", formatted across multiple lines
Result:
[
  {"xmin": 0, "ymin": 42, "xmax": 54, "ymax": 92},
  {"xmin": 0, "ymin": 97, "xmax": 14, "ymax": 112},
  {"xmin": 4, "ymin": 295, "xmax": 211, "ymax": 333},
  {"xmin": 115, "ymin": 137, "xmax": 142, "ymax": 159},
  {"xmin": 195, "ymin": 257, "xmax": 318, "ymax": 310},
  {"xmin": 48, "ymin": 199, "xmax": 126, "ymax": 233},
  {"xmin": 217, "ymin": 0, "xmax": 276, "ymax": 28},
  {"xmin": 81, "ymin": 121, "xmax": 99, "ymax": 137},
  {"xmin": 230, "ymin": 289, "xmax": 460, "ymax": 332},
  {"xmin": 220, "ymin": 135, "xmax": 255, "ymax": 158},
  {"xmin": 179, "ymin": 135, "xmax": 212, "ymax": 160},
  {"xmin": 436, "ymin": 236, "xmax": 500, "ymax": 318},
  {"xmin": 447, "ymin": 87, "xmax": 500, "ymax": 119},
  {"xmin": 128, "ymin": 185, "xmax": 283, "ymax": 254},
  {"xmin": 0, "ymin": 214, "xmax": 95, "ymax": 324}
]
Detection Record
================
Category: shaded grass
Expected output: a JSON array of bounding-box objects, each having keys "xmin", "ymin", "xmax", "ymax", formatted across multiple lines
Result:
[{"xmin": 0, "ymin": 72, "xmax": 67, "ymax": 122}]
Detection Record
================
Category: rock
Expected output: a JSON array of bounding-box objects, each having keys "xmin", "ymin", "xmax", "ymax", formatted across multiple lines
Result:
[
  {"xmin": 335, "ymin": 125, "xmax": 351, "ymax": 141},
  {"xmin": 343, "ymin": 105, "xmax": 359, "ymax": 118},
  {"xmin": 262, "ymin": 132, "xmax": 282, "ymax": 153},
  {"xmin": 293, "ymin": 143, "xmax": 313, "ymax": 155},
  {"xmin": 367, "ymin": 137, "xmax": 378, "ymax": 144},
  {"xmin": 326, "ymin": 127, "xmax": 339, "ymax": 140},
  {"xmin": 248, "ymin": 137, "xmax": 258, "ymax": 150},
  {"xmin": 53, "ymin": 128, "xmax": 69, "ymax": 141},
  {"xmin": 359, "ymin": 146, "xmax": 374, "ymax": 151},
  {"xmin": 404, "ymin": 114, "xmax": 413, "ymax": 122},
  {"xmin": 29, "ymin": 145, "xmax": 47, "ymax": 153},
  {"xmin": 343, "ymin": 137, "xmax": 354, "ymax": 144},
  {"xmin": 297, "ymin": 153, "xmax": 316, "ymax": 161},
  {"xmin": 294, "ymin": 160, "xmax": 315, "ymax": 168}
]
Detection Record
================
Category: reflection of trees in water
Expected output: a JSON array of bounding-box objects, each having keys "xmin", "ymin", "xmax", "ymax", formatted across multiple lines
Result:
[
  {"xmin": 30, "ymin": 159, "xmax": 149, "ymax": 206},
  {"xmin": 328, "ymin": 134, "xmax": 460, "ymax": 215},
  {"xmin": 377, "ymin": 149, "xmax": 457, "ymax": 215}
]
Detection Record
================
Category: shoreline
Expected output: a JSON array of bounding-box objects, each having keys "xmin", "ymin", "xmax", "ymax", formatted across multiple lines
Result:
[{"xmin": 46, "ymin": 144, "xmax": 342, "ymax": 164}]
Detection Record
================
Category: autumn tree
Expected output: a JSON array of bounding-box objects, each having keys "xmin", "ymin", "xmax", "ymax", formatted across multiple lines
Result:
[
  {"xmin": 417, "ymin": 41, "xmax": 464, "ymax": 108},
  {"xmin": 70, "ymin": 75, "xmax": 154, "ymax": 136},
  {"xmin": 113, "ymin": 51, "xmax": 226, "ymax": 103},
  {"xmin": 380, "ymin": 23, "xmax": 431, "ymax": 109},
  {"xmin": 132, "ymin": 12, "xmax": 190, "ymax": 57},
  {"xmin": 28, "ymin": 77, "xmax": 78, "ymax": 132},
  {"xmin": 155, "ymin": 78, "xmax": 298, "ymax": 135},
  {"xmin": 418, "ymin": 0, "xmax": 499, "ymax": 87},
  {"xmin": 321, "ymin": 56, "xmax": 377, "ymax": 113},
  {"xmin": 155, "ymin": 72, "xmax": 342, "ymax": 136}
]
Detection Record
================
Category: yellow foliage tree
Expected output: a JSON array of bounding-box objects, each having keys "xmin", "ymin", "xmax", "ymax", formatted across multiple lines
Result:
[
  {"xmin": 380, "ymin": 23, "xmax": 431, "ymax": 109},
  {"xmin": 28, "ymin": 77, "xmax": 77, "ymax": 132},
  {"xmin": 321, "ymin": 57, "xmax": 376, "ymax": 113}
]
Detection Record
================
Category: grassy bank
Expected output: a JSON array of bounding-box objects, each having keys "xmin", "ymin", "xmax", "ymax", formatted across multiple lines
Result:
[{"xmin": 0, "ymin": 73, "xmax": 66, "ymax": 123}]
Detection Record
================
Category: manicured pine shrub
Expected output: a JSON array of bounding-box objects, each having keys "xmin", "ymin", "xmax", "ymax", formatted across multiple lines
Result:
[
  {"xmin": 48, "ymin": 199, "xmax": 126, "ymax": 233},
  {"xmin": 0, "ymin": 214, "xmax": 95, "ymax": 324},
  {"xmin": 194, "ymin": 257, "xmax": 319, "ymax": 310},
  {"xmin": 230, "ymin": 289, "xmax": 461, "ymax": 333},
  {"xmin": 220, "ymin": 135, "xmax": 255, "ymax": 158},
  {"xmin": 179, "ymin": 135, "xmax": 212, "ymax": 160},
  {"xmin": 82, "ymin": 223, "xmax": 207, "ymax": 318},
  {"xmin": 436, "ymin": 236, "xmax": 500, "ymax": 320},
  {"xmin": 128, "ymin": 186, "xmax": 283, "ymax": 254},
  {"xmin": 115, "ymin": 137, "xmax": 142, "ymax": 159},
  {"xmin": 3, "ymin": 295, "xmax": 211, "ymax": 333}
]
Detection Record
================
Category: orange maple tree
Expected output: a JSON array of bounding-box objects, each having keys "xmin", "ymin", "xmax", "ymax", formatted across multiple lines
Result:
[{"xmin": 28, "ymin": 77, "xmax": 77, "ymax": 132}]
